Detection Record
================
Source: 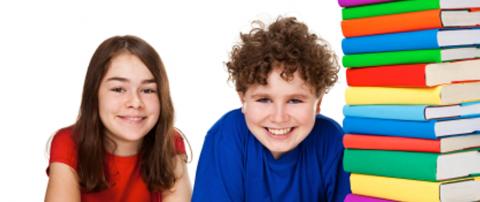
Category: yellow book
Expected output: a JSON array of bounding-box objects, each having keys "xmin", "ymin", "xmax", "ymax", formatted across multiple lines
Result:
[
  {"xmin": 345, "ymin": 82, "xmax": 480, "ymax": 105},
  {"xmin": 351, "ymin": 174, "xmax": 480, "ymax": 202}
]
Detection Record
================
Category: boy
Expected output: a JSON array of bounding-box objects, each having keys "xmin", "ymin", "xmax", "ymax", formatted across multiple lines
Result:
[{"xmin": 193, "ymin": 17, "xmax": 350, "ymax": 202}]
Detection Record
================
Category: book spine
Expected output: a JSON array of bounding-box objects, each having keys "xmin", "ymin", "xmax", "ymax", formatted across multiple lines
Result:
[
  {"xmin": 343, "ymin": 105, "xmax": 428, "ymax": 120},
  {"xmin": 342, "ymin": 0, "xmax": 439, "ymax": 19},
  {"xmin": 346, "ymin": 63, "xmax": 428, "ymax": 87},
  {"xmin": 343, "ymin": 49, "xmax": 441, "ymax": 68},
  {"xmin": 342, "ymin": 10, "xmax": 442, "ymax": 37},
  {"xmin": 344, "ymin": 149, "xmax": 438, "ymax": 181},
  {"xmin": 345, "ymin": 86, "xmax": 442, "ymax": 105},
  {"xmin": 343, "ymin": 117, "xmax": 437, "ymax": 139},
  {"xmin": 342, "ymin": 30, "xmax": 439, "ymax": 54},
  {"xmin": 343, "ymin": 134, "xmax": 441, "ymax": 152},
  {"xmin": 338, "ymin": 0, "xmax": 396, "ymax": 7},
  {"xmin": 351, "ymin": 174, "xmax": 440, "ymax": 201}
]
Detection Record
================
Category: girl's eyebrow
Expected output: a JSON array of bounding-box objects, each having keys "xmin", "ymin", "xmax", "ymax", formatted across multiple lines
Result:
[{"xmin": 106, "ymin": 77, "xmax": 156, "ymax": 84}]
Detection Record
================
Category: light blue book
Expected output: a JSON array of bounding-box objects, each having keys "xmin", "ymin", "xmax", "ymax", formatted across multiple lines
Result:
[
  {"xmin": 342, "ymin": 116, "xmax": 480, "ymax": 139},
  {"xmin": 343, "ymin": 102, "xmax": 480, "ymax": 121},
  {"xmin": 342, "ymin": 28, "xmax": 480, "ymax": 54}
]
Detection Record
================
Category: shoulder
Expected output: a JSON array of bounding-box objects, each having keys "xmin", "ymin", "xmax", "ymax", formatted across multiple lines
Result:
[
  {"xmin": 207, "ymin": 108, "xmax": 248, "ymax": 139},
  {"xmin": 314, "ymin": 114, "xmax": 343, "ymax": 135},
  {"xmin": 173, "ymin": 128, "xmax": 187, "ymax": 154},
  {"xmin": 307, "ymin": 114, "xmax": 344, "ymax": 149},
  {"xmin": 49, "ymin": 126, "xmax": 77, "ymax": 170}
]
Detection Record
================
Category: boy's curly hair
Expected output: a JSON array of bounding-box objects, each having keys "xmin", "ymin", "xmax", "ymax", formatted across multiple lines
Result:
[{"xmin": 227, "ymin": 17, "xmax": 339, "ymax": 96}]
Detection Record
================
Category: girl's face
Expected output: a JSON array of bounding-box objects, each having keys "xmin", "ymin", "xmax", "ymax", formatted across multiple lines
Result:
[
  {"xmin": 239, "ymin": 67, "xmax": 322, "ymax": 159},
  {"xmin": 98, "ymin": 53, "xmax": 160, "ymax": 155}
]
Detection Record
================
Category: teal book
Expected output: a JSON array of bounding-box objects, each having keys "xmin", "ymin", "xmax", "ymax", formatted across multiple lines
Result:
[
  {"xmin": 343, "ymin": 102, "xmax": 480, "ymax": 121},
  {"xmin": 344, "ymin": 149, "xmax": 480, "ymax": 181}
]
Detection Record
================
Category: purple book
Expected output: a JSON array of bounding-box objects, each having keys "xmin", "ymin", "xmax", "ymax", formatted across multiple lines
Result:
[
  {"xmin": 338, "ymin": 0, "xmax": 396, "ymax": 7},
  {"xmin": 344, "ymin": 194, "xmax": 394, "ymax": 202}
]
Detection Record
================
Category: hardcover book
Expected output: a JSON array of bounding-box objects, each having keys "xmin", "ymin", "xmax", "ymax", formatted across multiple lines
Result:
[
  {"xmin": 343, "ymin": 47, "xmax": 480, "ymax": 68},
  {"xmin": 343, "ymin": 116, "xmax": 480, "ymax": 139},
  {"xmin": 345, "ymin": 82, "xmax": 480, "ymax": 105},
  {"xmin": 343, "ymin": 133, "xmax": 480, "ymax": 153},
  {"xmin": 338, "ymin": 0, "xmax": 397, "ymax": 7},
  {"xmin": 342, "ymin": 9, "xmax": 480, "ymax": 37},
  {"xmin": 342, "ymin": 28, "xmax": 480, "ymax": 54},
  {"xmin": 344, "ymin": 149, "xmax": 480, "ymax": 181},
  {"xmin": 343, "ymin": 102, "xmax": 480, "ymax": 121},
  {"xmin": 345, "ymin": 59, "xmax": 480, "ymax": 87},
  {"xmin": 350, "ymin": 174, "xmax": 480, "ymax": 202},
  {"xmin": 342, "ymin": 0, "xmax": 480, "ymax": 19},
  {"xmin": 344, "ymin": 194, "xmax": 393, "ymax": 202}
]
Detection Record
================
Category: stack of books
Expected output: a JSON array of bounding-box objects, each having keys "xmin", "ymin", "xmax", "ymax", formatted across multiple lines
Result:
[{"xmin": 338, "ymin": 0, "xmax": 480, "ymax": 201}]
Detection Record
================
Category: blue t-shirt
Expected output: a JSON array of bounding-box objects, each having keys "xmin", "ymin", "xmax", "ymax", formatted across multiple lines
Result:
[{"xmin": 192, "ymin": 109, "xmax": 350, "ymax": 202}]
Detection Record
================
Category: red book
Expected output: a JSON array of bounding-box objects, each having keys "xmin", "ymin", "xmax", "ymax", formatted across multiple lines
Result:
[
  {"xmin": 343, "ymin": 133, "xmax": 480, "ymax": 153},
  {"xmin": 346, "ymin": 59, "xmax": 480, "ymax": 87}
]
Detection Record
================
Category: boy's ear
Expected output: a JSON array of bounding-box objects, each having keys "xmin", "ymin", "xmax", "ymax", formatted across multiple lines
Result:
[
  {"xmin": 237, "ymin": 91, "xmax": 245, "ymax": 104},
  {"xmin": 315, "ymin": 96, "xmax": 323, "ymax": 114},
  {"xmin": 238, "ymin": 91, "xmax": 246, "ymax": 113}
]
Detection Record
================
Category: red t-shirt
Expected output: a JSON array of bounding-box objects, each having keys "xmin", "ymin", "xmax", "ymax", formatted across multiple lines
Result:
[{"xmin": 48, "ymin": 126, "xmax": 186, "ymax": 202}]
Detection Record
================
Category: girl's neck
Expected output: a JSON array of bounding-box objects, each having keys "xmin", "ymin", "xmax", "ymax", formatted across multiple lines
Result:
[{"xmin": 104, "ymin": 137, "xmax": 143, "ymax": 157}]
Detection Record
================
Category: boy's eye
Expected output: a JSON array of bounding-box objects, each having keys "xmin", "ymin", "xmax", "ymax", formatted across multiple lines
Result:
[
  {"xmin": 288, "ymin": 99, "xmax": 303, "ymax": 104},
  {"xmin": 256, "ymin": 98, "xmax": 271, "ymax": 103},
  {"xmin": 142, "ymin": 88, "xmax": 157, "ymax": 94},
  {"xmin": 111, "ymin": 87, "xmax": 126, "ymax": 93}
]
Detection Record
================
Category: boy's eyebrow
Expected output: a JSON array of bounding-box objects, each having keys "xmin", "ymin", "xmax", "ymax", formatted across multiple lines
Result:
[{"xmin": 106, "ymin": 77, "xmax": 156, "ymax": 84}]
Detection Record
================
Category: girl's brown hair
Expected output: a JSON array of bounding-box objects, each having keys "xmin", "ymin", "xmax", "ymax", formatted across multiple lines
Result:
[
  {"xmin": 227, "ymin": 17, "xmax": 339, "ymax": 96},
  {"xmin": 74, "ymin": 35, "xmax": 177, "ymax": 192}
]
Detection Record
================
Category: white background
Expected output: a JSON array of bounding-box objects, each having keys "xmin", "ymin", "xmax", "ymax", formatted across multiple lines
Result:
[{"xmin": 0, "ymin": 0, "xmax": 344, "ymax": 200}]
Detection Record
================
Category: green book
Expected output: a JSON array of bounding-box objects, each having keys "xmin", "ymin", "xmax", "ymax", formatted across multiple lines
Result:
[
  {"xmin": 342, "ymin": 0, "xmax": 479, "ymax": 20},
  {"xmin": 343, "ymin": 149, "xmax": 480, "ymax": 181},
  {"xmin": 342, "ymin": 47, "xmax": 480, "ymax": 68}
]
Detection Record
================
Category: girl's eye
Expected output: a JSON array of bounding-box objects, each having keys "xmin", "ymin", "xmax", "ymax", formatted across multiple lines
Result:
[
  {"xmin": 111, "ymin": 87, "xmax": 125, "ymax": 93},
  {"xmin": 288, "ymin": 99, "xmax": 303, "ymax": 104},
  {"xmin": 256, "ymin": 98, "xmax": 271, "ymax": 103},
  {"xmin": 143, "ymin": 88, "xmax": 157, "ymax": 94}
]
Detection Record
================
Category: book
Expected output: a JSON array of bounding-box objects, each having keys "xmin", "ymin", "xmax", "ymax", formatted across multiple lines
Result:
[
  {"xmin": 345, "ymin": 82, "xmax": 480, "ymax": 105},
  {"xmin": 342, "ymin": 9, "xmax": 480, "ymax": 37},
  {"xmin": 345, "ymin": 59, "xmax": 480, "ymax": 87},
  {"xmin": 342, "ymin": 47, "xmax": 480, "ymax": 68},
  {"xmin": 343, "ymin": 102, "xmax": 480, "ymax": 121},
  {"xmin": 338, "ymin": 0, "xmax": 397, "ymax": 7},
  {"xmin": 342, "ymin": 28, "xmax": 480, "ymax": 54},
  {"xmin": 344, "ymin": 194, "xmax": 393, "ymax": 202},
  {"xmin": 343, "ymin": 116, "xmax": 480, "ymax": 139},
  {"xmin": 343, "ymin": 133, "xmax": 480, "ymax": 153},
  {"xmin": 350, "ymin": 174, "xmax": 480, "ymax": 202},
  {"xmin": 343, "ymin": 0, "xmax": 480, "ymax": 20},
  {"xmin": 344, "ymin": 149, "xmax": 480, "ymax": 181}
]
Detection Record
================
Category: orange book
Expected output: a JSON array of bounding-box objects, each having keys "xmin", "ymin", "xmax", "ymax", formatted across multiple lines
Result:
[
  {"xmin": 343, "ymin": 133, "xmax": 480, "ymax": 153},
  {"xmin": 342, "ymin": 9, "xmax": 480, "ymax": 37}
]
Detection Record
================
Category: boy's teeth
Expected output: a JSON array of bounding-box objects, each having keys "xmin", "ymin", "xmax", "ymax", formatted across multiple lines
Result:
[{"xmin": 268, "ymin": 128, "xmax": 292, "ymax": 136}]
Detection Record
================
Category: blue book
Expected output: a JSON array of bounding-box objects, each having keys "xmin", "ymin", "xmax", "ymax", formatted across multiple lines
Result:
[
  {"xmin": 342, "ymin": 28, "xmax": 480, "ymax": 54},
  {"xmin": 343, "ymin": 102, "xmax": 480, "ymax": 121},
  {"xmin": 342, "ymin": 116, "xmax": 480, "ymax": 139}
]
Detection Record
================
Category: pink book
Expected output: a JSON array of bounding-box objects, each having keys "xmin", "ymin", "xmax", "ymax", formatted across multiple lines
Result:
[
  {"xmin": 344, "ymin": 194, "xmax": 395, "ymax": 202},
  {"xmin": 338, "ymin": 0, "xmax": 397, "ymax": 7}
]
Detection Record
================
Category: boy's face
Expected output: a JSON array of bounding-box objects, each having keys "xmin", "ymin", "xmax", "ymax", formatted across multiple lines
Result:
[{"xmin": 239, "ymin": 67, "xmax": 322, "ymax": 159}]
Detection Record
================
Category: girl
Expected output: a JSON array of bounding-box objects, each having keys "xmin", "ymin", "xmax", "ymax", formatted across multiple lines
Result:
[{"xmin": 45, "ymin": 35, "xmax": 191, "ymax": 202}]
